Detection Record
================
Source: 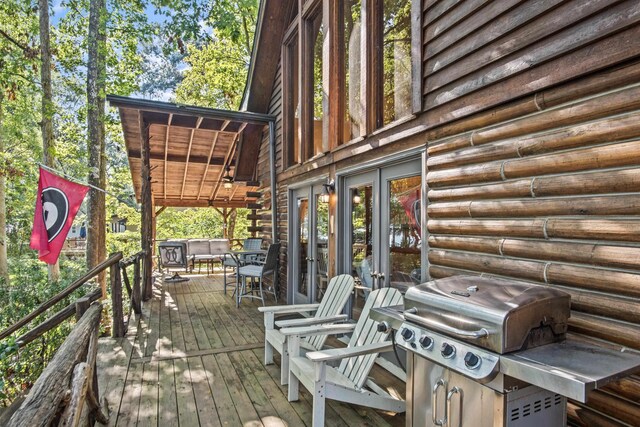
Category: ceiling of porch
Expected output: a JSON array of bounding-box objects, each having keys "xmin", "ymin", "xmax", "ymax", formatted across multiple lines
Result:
[{"xmin": 108, "ymin": 95, "xmax": 274, "ymax": 209}]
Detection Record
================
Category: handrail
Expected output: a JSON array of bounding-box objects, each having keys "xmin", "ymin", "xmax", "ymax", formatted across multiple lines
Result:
[
  {"xmin": 0, "ymin": 252, "xmax": 123, "ymax": 341},
  {"xmin": 6, "ymin": 303, "xmax": 109, "ymax": 427},
  {"xmin": 119, "ymin": 251, "xmax": 144, "ymax": 315},
  {"xmin": 14, "ymin": 288, "xmax": 102, "ymax": 348}
]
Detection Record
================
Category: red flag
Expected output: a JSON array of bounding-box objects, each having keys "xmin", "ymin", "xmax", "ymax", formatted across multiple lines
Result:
[{"xmin": 30, "ymin": 167, "xmax": 89, "ymax": 264}]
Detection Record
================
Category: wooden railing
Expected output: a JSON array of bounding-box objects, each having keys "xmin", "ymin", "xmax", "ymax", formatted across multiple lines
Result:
[
  {"xmin": 6, "ymin": 304, "xmax": 108, "ymax": 426},
  {"xmin": 0, "ymin": 251, "xmax": 148, "ymax": 425}
]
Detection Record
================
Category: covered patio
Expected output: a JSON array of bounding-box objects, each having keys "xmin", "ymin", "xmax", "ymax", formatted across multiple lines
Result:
[
  {"xmin": 107, "ymin": 95, "xmax": 279, "ymax": 300},
  {"xmin": 96, "ymin": 273, "xmax": 405, "ymax": 426}
]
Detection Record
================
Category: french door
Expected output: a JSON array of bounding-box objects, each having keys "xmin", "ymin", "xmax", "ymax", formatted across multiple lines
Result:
[
  {"xmin": 290, "ymin": 184, "xmax": 329, "ymax": 304},
  {"xmin": 341, "ymin": 158, "xmax": 422, "ymax": 319}
]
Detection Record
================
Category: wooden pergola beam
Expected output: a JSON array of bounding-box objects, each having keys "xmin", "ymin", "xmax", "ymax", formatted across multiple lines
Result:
[
  {"xmin": 128, "ymin": 151, "xmax": 225, "ymax": 166},
  {"xmin": 153, "ymin": 198, "xmax": 258, "ymax": 208},
  {"xmin": 163, "ymin": 114, "xmax": 172, "ymax": 200},
  {"xmin": 181, "ymin": 117, "xmax": 203, "ymax": 200},
  {"xmin": 210, "ymin": 122, "xmax": 247, "ymax": 201},
  {"xmin": 196, "ymin": 131, "xmax": 221, "ymax": 200}
]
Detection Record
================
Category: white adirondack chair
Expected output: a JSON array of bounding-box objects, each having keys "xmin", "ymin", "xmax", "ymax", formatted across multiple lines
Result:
[
  {"xmin": 258, "ymin": 274, "xmax": 355, "ymax": 385},
  {"xmin": 283, "ymin": 287, "xmax": 405, "ymax": 427}
]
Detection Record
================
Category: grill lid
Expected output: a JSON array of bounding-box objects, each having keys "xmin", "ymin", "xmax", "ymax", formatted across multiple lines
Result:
[{"xmin": 404, "ymin": 276, "xmax": 570, "ymax": 353}]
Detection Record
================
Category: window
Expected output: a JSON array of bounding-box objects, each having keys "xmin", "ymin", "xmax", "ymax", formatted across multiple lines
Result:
[
  {"xmin": 285, "ymin": 0, "xmax": 416, "ymax": 161},
  {"xmin": 381, "ymin": 0, "xmax": 412, "ymax": 126},
  {"xmin": 343, "ymin": 0, "xmax": 363, "ymax": 141},
  {"xmin": 283, "ymin": 25, "xmax": 300, "ymax": 168},
  {"xmin": 302, "ymin": 2, "xmax": 327, "ymax": 159}
]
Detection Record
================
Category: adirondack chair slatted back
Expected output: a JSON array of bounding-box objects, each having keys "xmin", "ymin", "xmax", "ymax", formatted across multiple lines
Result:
[
  {"xmin": 306, "ymin": 274, "xmax": 355, "ymax": 349},
  {"xmin": 338, "ymin": 287, "xmax": 403, "ymax": 389}
]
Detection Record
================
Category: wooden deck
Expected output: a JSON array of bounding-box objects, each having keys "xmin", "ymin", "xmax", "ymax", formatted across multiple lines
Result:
[{"xmin": 97, "ymin": 273, "xmax": 405, "ymax": 426}]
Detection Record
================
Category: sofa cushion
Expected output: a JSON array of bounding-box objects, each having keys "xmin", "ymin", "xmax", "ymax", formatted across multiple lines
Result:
[
  {"xmin": 209, "ymin": 239, "xmax": 230, "ymax": 255},
  {"xmin": 187, "ymin": 239, "xmax": 210, "ymax": 256}
]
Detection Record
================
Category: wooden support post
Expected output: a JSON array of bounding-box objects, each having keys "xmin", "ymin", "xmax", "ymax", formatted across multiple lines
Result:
[
  {"xmin": 133, "ymin": 255, "xmax": 141, "ymax": 314},
  {"xmin": 139, "ymin": 113, "xmax": 153, "ymax": 301},
  {"xmin": 75, "ymin": 297, "xmax": 90, "ymax": 321},
  {"xmin": 110, "ymin": 262, "xmax": 124, "ymax": 337}
]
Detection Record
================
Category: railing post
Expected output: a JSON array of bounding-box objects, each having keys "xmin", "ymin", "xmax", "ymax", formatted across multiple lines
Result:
[
  {"xmin": 134, "ymin": 254, "xmax": 142, "ymax": 312},
  {"xmin": 75, "ymin": 296, "xmax": 90, "ymax": 321},
  {"xmin": 132, "ymin": 255, "xmax": 141, "ymax": 314},
  {"xmin": 110, "ymin": 260, "xmax": 125, "ymax": 337}
]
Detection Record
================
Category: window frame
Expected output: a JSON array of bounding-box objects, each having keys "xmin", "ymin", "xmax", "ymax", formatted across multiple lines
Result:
[
  {"xmin": 282, "ymin": 21, "xmax": 300, "ymax": 169},
  {"xmin": 300, "ymin": 0, "xmax": 328, "ymax": 160}
]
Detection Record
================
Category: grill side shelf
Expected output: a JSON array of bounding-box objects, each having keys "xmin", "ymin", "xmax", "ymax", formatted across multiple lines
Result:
[{"xmin": 500, "ymin": 339, "xmax": 640, "ymax": 403}]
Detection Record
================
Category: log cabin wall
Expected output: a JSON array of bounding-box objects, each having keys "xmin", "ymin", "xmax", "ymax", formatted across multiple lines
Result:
[
  {"xmin": 421, "ymin": 1, "xmax": 640, "ymax": 425},
  {"xmin": 256, "ymin": 59, "xmax": 290, "ymax": 295},
  {"xmin": 250, "ymin": 0, "xmax": 640, "ymax": 422}
]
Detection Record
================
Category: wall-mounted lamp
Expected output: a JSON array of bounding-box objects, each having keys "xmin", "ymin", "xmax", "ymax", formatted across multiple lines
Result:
[
  {"xmin": 223, "ymin": 165, "xmax": 233, "ymax": 189},
  {"xmin": 353, "ymin": 188, "xmax": 361, "ymax": 204},
  {"xmin": 319, "ymin": 179, "xmax": 335, "ymax": 203}
]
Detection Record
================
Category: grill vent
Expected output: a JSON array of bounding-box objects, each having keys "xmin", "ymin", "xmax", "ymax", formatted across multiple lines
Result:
[{"xmin": 509, "ymin": 393, "xmax": 563, "ymax": 421}]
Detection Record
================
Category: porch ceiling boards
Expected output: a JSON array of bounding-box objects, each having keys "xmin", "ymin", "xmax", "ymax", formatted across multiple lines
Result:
[{"xmin": 108, "ymin": 95, "xmax": 275, "ymax": 208}]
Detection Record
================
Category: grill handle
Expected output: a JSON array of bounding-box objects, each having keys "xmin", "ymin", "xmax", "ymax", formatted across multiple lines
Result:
[
  {"xmin": 405, "ymin": 312, "xmax": 490, "ymax": 339},
  {"xmin": 432, "ymin": 378, "xmax": 447, "ymax": 426},
  {"xmin": 446, "ymin": 387, "xmax": 462, "ymax": 427}
]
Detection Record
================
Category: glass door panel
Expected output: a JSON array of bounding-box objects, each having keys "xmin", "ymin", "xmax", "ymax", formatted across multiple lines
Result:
[
  {"xmin": 386, "ymin": 175, "xmax": 421, "ymax": 291},
  {"xmin": 340, "ymin": 158, "xmax": 422, "ymax": 318},
  {"xmin": 293, "ymin": 193, "xmax": 310, "ymax": 304},
  {"xmin": 344, "ymin": 172, "xmax": 377, "ymax": 320},
  {"xmin": 380, "ymin": 160, "xmax": 422, "ymax": 291},
  {"xmin": 314, "ymin": 188, "xmax": 329, "ymax": 302},
  {"xmin": 291, "ymin": 184, "xmax": 329, "ymax": 305}
]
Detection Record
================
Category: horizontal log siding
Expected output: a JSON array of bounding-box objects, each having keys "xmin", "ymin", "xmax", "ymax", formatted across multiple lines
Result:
[
  {"xmin": 422, "ymin": 0, "xmax": 640, "ymax": 127},
  {"xmin": 256, "ymin": 60, "xmax": 289, "ymax": 299},
  {"xmin": 426, "ymin": 79, "xmax": 640, "ymax": 425},
  {"xmin": 424, "ymin": 3, "xmax": 640, "ymax": 423}
]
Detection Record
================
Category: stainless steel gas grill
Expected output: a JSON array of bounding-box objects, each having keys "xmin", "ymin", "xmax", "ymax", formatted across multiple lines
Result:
[{"xmin": 381, "ymin": 276, "xmax": 640, "ymax": 427}]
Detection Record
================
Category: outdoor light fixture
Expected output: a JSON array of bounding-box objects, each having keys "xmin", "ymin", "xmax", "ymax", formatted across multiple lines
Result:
[
  {"xmin": 353, "ymin": 189, "xmax": 361, "ymax": 204},
  {"xmin": 319, "ymin": 179, "xmax": 335, "ymax": 203},
  {"xmin": 222, "ymin": 164, "xmax": 233, "ymax": 189}
]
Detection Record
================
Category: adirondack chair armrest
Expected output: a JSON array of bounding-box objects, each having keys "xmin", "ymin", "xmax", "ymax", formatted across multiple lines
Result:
[
  {"xmin": 280, "ymin": 323, "xmax": 356, "ymax": 337},
  {"xmin": 275, "ymin": 314, "xmax": 347, "ymax": 328},
  {"xmin": 306, "ymin": 342, "xmax": 394, "ymax": 363},
  {"xmin": 258, "ymin": 303, "xmax": 321, "ymax": 314}
]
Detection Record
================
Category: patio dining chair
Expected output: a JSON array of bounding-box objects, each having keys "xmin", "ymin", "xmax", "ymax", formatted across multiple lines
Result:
[
  {"xmin": 283, "ymin": 287, "xmax": 405, "ymax": 427},
  {"xmin": 222, "ymin": 237, "xmax": 264, "ymax": 295},
  {"xmin": 258, "ymin": 274, "xmax": 355, "ymax": 385},
  {"xmin": 237, "ymin": 243, "xmax": 280, "ymax": 307}
]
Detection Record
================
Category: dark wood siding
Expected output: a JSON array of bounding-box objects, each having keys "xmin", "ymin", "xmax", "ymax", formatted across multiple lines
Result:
[
  {"xmin": 422, "ymin": 0, "xmax": 640, "ymax": 126},
  {"xmin": 423, "ymin": 2, "xmax": 640, "ymax": 424},
  {"xmin": 257, "ymin": 59, "xmax": 289, "ymax": 298}
]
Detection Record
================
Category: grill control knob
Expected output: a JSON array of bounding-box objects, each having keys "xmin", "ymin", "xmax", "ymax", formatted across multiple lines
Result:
[
  {"xmin": 400, "ymin": 328, "xmax": 415, "ymax": 342},
  {"xmin": 464, "ymin": 352, "xmax": 481, "ymax": 369},
  {"xmin": 419, "ymin": 335, "xmax": 434, "ymax": 350},
  {"xmin": 376, "ymin": 321, "xmax": 390, "ymax": 333},
  {"xmin": 441, "ymin": 343, "xmax": 456, "ymax": 359}
]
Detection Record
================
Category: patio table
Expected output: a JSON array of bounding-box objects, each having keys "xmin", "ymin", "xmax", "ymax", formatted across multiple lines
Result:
[{"xmin": 226, "ymin": 249, "xmax": 267, "ymax": 306}]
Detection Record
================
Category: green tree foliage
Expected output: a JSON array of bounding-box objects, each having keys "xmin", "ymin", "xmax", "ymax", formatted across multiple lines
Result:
[
  {"xmin": 176, "ymin": 0, "xmax": 257, "ymax": 110},
  {"xmin": 0, "ymin": 0, "xmax": 260, "ymax": 405}
]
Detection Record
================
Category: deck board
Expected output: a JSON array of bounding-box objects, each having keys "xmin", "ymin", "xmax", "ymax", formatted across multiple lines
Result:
[{"xmin": 98, "ymin": 272, "xmax": 405, "ymax": 426}]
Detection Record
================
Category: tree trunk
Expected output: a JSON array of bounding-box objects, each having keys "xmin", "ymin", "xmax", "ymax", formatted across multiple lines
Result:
[
  {"xmin": 86, "ymin": 0, "xmax": 107, "ymax": 295},
  {"xmin": 39, "ymin": 0, "xmax": 60, "ymax": 282},
  {"xmin": 0, "ymin": 94, "xmax": 9, "ymax": 286}
]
